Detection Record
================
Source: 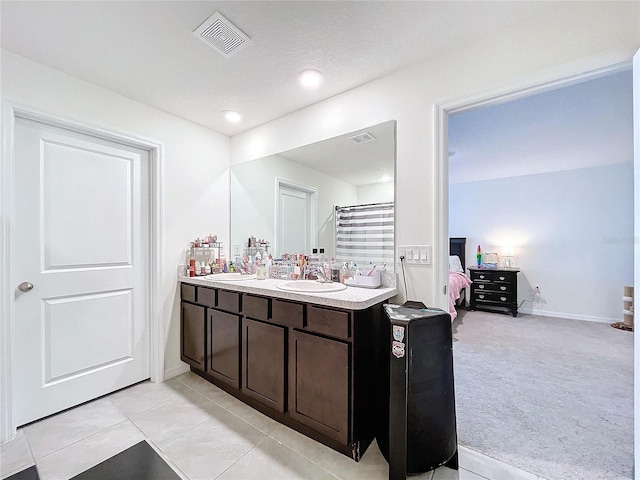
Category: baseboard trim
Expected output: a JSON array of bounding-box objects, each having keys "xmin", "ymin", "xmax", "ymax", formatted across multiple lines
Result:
[
  {"xmin": 164, "ymin": 363, "xmax": 189, "ymax": 380},
  {"xmin": 518, "ymin": 307, "xmax": 618, "ymax": 324}
]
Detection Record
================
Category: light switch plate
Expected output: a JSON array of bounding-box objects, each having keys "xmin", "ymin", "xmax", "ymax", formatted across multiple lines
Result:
[{"xmin": 397, "ymin": 245, "xmax": 432, "ymax": 265}]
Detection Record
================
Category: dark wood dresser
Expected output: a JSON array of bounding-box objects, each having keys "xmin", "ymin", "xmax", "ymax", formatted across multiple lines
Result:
[{"xmin": 468, "ymin": 267, "xmax": 520, "ymax": 317}]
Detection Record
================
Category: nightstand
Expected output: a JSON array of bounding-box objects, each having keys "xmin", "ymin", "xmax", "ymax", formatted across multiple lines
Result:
[{"xmin": 468, "ymin": 267, "xmax": 520, "ymax": 317}]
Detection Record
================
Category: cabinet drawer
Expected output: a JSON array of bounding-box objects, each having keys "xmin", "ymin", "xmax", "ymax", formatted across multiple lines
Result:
[
  {"xmin": 470, "ymin": 271, "xmax": 493, "ymax": 282},
  {"xmin": 307, "ymin": 306, "xmax": 350, "ymax": 340},
  {"xmin": 180, "ymin": 283, "xmax": 196, "ymax": 303},
  {"xmin": 475, "ymin": 283, "xmax": 512, "ymax": 293},
  {"xmin": 475, "ymin": 292, "xmax": 513, "ymax": 303},
  {"xmin": 243, "ymin": 294, "xmax": 269, "ymax": 321},
  {"xmin": 272, "ymin": 299, "xmax": 304, "ymax": 329},
  {"xmin": 494, "ymin": 272, "xmax": 515, "ymax": 283},
  {"xmin": 218, "ymin": 290, "xmax": 241, "ymax": 313},
  {"xmin": 197, "ymin": 287, "xmax": 216, "ymax": 308}
]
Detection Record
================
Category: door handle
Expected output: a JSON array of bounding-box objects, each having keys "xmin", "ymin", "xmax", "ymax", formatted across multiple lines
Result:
[{"xmin": 18, "ymin": 281, "xmax": 34, "ymax": 292}]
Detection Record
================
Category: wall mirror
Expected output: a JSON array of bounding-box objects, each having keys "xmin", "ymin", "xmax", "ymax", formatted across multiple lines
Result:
[{"xmin": 230, "ymin": 120, "xmax": 396, "ymax": 269}]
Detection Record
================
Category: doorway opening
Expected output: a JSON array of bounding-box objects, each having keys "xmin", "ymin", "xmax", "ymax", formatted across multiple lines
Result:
[
  {"xmin": 275, "ymin": 178, "xmax": 318, "ymax": 257},
  {"xmin": 435, "ymin": 61, "xmax": 635, "ymax": 480}
]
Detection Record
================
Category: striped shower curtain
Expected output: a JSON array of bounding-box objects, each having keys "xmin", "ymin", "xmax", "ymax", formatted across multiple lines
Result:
[{"xmin": 335, "ymin": 202, "xmax": 394, "ymax": 271}]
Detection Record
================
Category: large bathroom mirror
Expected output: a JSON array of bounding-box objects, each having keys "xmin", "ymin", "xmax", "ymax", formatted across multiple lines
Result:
[{"xmin": 230, "ymin": 120, "xmax": 396, "ymax": 269}]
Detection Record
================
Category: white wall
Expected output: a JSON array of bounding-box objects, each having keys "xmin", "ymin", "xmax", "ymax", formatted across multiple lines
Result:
[
  {"xmin": 230, "ymin": 2, "xmax": 640, "ymax": 305},
  {"xmin": 231, "ymin": 154, "xmax": 357, "ymax": 259},
  {"xmin": 1, "ymin": 50, "xmax": 231, "ymax": 377},
  {"xmin": 357, "ymin": 181, "xmax": 394, "ymax": 205},
  {"xmin": 450, "ymin": 163, "xmax": 634, "ymax": 322}
]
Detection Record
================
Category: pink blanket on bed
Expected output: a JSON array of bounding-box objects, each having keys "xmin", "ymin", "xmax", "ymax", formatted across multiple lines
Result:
[{"xmin": 449, "ymin": 271, "xmax": 472, "ymax": 321}]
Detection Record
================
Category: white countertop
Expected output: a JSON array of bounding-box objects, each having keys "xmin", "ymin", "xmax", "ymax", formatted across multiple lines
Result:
[{"xmin": 179, "ymin": 275, "xmax": 398, "ymax": 310}]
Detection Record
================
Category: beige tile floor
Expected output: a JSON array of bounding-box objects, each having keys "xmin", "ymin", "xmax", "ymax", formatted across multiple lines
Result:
[{"xmin": 1, "ymin": 372, "xmax": 546, "ymax": 480}]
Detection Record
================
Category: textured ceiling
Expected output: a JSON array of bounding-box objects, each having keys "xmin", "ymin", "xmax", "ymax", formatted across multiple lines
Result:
[
  {"xmin": 274, "ymin": 120, "xmax": 395, "ymax": 186},
  {"xmin": 448, "ymin": 69, "xmax": 634, "ymax": 184},
  {"xmin": 1, "ymin": 0, "xmax": 563, "ymax": 136}
]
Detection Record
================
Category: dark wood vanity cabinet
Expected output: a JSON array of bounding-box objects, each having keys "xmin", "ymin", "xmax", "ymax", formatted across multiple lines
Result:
[
  {"xmin": 180, "ymin": 282, "xmax": 383, "ymax": 461},
  {"xmin": 206, "ymin": 309, "xmax": 240, "ymax": 388},
  {"xmin": 242, "ymin": 318, "xmax": 286, "ymax": 412},
  {"xmin": 180, "ymin": 301, "xmax": 206, "ymax": 371},
  {"xmin": 289, "ymin": 330, "xmax": 350, "ymax": 444}
]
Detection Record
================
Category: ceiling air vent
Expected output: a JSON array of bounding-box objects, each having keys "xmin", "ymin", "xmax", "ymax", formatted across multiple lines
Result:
[
  {"xmin": 193, "ymin": 12, "xmax": 252, "ymax": 58},
  {"xmin": 349, "ymin": 132, "xmax": 376, "ymax": 144}
]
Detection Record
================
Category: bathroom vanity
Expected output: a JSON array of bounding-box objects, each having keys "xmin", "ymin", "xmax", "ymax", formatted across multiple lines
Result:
[{"xmin": 178, "ymin": 275, "xmax": 396, "ymax": 460}]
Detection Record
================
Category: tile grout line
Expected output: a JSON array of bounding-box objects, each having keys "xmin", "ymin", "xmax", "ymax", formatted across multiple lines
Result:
[
  {"xmin": 106, "ymin": 385, "xmax": 180, "ymax": 419},
  {"xmin": 0, "ymin": 432, "xmax": 34, "ymax": 479},
  {"xmin": 30, "ymin": 418, "xmax": 133, "ymax": 466}
]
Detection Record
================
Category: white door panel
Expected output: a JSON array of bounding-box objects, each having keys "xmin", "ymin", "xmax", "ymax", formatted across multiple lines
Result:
[
  {"xmin": 41, "ymin": 135, "xmax": 134, "ymax": 269},
  {"xmin": 43, "ymin": 289, "xmax": 134, "ymax": 385},
  {"xmin": 280, "ymin": 187, "xmax": 307, "ymax": 255},
  {"xmin": 13, "ymin": 117, "xmax": 150, "ymax": 426}
]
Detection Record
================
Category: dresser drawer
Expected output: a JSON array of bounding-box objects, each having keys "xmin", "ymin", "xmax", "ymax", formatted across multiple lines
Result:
[
  {"xmin": 494, "ymin": 272, "xmax": 516, "ymax": 283},
  {"xmin": 474, "ymin": 292, "xmax": 513, "ymax": 303},
  {"xmin": 470, "ymin": 270, "xmax": 493, "ymax": 283},
  {"xmin": 307, "ymin": 306, "xmax": 350, "ymax": 340}
]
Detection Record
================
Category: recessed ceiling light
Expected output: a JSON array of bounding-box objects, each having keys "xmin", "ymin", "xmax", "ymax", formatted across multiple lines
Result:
[
  {"xmin": 223, "ymin": 110, "xmax": 243, "ymax": 122},
  {"xmin": 298, "ymin": 69, "xmax": 323, "ymax": 88}
]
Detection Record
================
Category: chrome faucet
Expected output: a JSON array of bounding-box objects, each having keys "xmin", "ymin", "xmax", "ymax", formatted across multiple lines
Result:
[{"xmin": 315, "ymin": 265, "xmax": 331, "ymax": 283}]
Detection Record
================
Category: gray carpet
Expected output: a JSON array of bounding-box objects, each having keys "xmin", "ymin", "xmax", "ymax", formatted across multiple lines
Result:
[{"xmin": 452, "ymin": 309, "xmax": 633, "ymax": 480}]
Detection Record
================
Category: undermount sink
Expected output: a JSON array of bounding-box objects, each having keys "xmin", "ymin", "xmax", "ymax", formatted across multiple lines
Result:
[
  {"xmin": 204, "ymin": 273, "xmax": 256, "ymax": 281},
  {"xmin": 277, "ymin": 280, "xmax": 347, "ymax": 293}
]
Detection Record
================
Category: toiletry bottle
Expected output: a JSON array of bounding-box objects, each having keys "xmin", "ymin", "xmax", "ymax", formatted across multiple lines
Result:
[
  {"xmin": 340, "ymin": 262, "xmax": 348, "ymax": 283},
  {"xmin": 331, "ymin": 258, "xmax": 341, "ymax": 282},
  {"xmin": 477, "ymin": 245, "xmax": 482, "ymax": 267}
]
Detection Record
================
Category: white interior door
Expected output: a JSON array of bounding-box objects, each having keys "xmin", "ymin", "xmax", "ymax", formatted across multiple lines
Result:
[
  {"xmin": 632, "ymin": 48, "xmax": 639, "ymax": 480},
  {"xmin": 13, "ymin": 116, "xmax": 150, "ymax": 426},
  {"xmin": 276, "ymin": 182, "xmax": 317, "ymax": 256}
]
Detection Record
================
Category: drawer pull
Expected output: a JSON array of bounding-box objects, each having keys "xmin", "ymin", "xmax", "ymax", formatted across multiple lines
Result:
[
  {"xmin": 499, "ymin": 276, "xmax": 506, "ymax": 281},
  {"xmin": 500, "ymin": 286, "xmax": 507, "ymax": 291},
  {"xmin": 500, "ymin": 297, "xmax": 507, "ymax": 302},
  {"xmin": 479, "ymin": 275, "xmax": 486, "ymax": 279},
  {"xmin": 478, "ymin": 295, "xmax": 485, "ymax": 299},
  {"xmin": 478, "ymin": 285, "xmax": 485, "ymax": 289}
]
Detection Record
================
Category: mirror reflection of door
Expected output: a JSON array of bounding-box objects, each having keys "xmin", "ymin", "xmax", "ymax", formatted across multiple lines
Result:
[{"xmin": 276, "ymin": 180, "xmax": 317, "ymax": 257}]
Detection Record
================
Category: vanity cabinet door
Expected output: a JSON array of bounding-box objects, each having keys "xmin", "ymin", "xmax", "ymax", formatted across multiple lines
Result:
[
  {"xmin": 180, "ymin": 302, "xmax": 206, "ymax": 371},
  {"xmin": 289, "ymin": 330, "xmax": 350, "ymax": 445},
  {"xmin": 241, "ymin": 318, "xmax": 286, "ymax": 412},
  {"xmin": 206, "ymin": 310, "xmax": 240, "ymax": 389}
]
